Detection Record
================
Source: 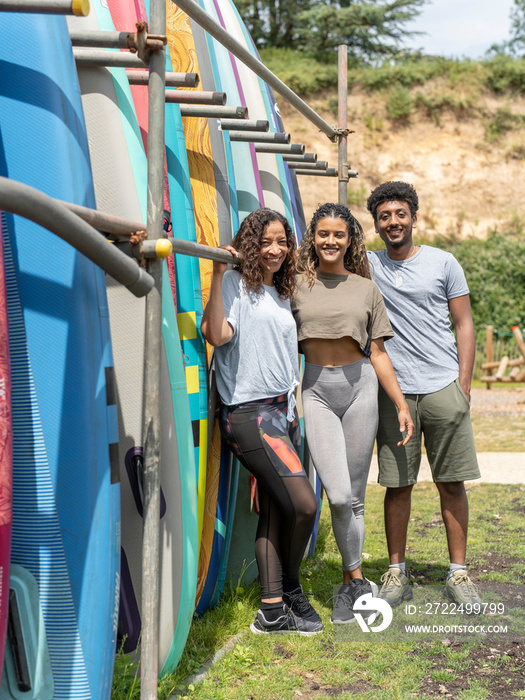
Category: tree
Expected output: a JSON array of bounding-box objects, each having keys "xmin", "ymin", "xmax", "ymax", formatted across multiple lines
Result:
[
  {"xmin": 235, "ymin": 0, "xmax": 425, "ymax": 58},
  {"xmin": 509, "ymin": 0, "xmax": 525, "ymax": 56},
  {"xmin": 487, "ymin": 0, "xmax": 525, "ymax": 57}
]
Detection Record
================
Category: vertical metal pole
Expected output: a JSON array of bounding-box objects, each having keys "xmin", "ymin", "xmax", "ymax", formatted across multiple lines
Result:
[
  {"xmin": 141, "ymin": 0, "xmax": 166, "ymax": 696},
  {"xmin": 338, "ymin": 45, "xmax": 348, "ymax": 206}
]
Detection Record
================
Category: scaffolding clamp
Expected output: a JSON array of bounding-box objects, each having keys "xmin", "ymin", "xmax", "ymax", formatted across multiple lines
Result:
[
  {"xmin": 329, "ymin": 125, "xmax": 355, "ymax": 142},
  {"xmin": 128, "ymin": 22, "xmax": 167, "ymax": 63},
  {"xmin": 127, "ymin": 231, "xmax": 173, "ymax": 265}
]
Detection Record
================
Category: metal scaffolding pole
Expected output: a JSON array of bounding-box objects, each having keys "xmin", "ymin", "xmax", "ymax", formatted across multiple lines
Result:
[
  {"xmin": 0, "ymin": 177, "xmax": 154, "ymax": 295},
  {"xmin": 0, "ymin": 0, "xmax": 89, "ymax": 13},
  {"xmin": 127, "ymin": 68, "xmax": 199, "ymax": 88},
  {"xmin": 220, "ymin": 118, "xmax": 268, "ymax": 132},
  {"xmin": 283, "ymin": 153, "xmax": 317, "ymax": 163},
  {"xmin": 255, "ymin": 143, "xmax": 305, "ymax": 155},
  {"xmin": 179, "ymin": 104, "xmax": 247, "ymax": 119},
  {"xmin": 295, "ymin": 168, "xmax": 338, "ymax": 177},
  {"xmin": 229, "ymin": 131, "xmax": 289, "ymax": 144},
  {"xmin": 338, "ymin": 45, "xmax": 349, "ymax": 205},
  {"xmin": 141, "ymin": 0, "xmax": 166, "ymax": 696},
  {"xmin": 287, "ymin": 161, "xmax": 328, "ymax": 170},
  {"xmin": 173, "ymin": 0, "xmax": 338, "ymax": 142},
  {"xmin": 164, "ymin": 89, "xmax": 225, "ymax": 105}
]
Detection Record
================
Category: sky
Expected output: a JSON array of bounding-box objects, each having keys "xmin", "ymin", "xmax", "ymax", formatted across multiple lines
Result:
[{"xmin": 403, "ymin": 0, "xmax": 515, "ymax": 59}]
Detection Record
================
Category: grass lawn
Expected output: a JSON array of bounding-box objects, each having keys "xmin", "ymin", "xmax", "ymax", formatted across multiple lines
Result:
[
  {"xmin": 113, "ymin": 483, "xmax": 525, "ymax": 699},
  {"xmin": 471, "ymin": 414, "xmax": 525, "ymax": 452}
]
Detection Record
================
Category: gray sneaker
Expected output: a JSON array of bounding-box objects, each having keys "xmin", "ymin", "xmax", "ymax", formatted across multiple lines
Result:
[
  {"xmin": 378, "ymin": 567, "xmax": 412, "ymax": 607},
  {"xmin": 444, "ymin": 570, "xmax": 482, "ymax": 610},
  {"xmin": 250, "ymin": 605, "xmax": 323, "ymax": 636},
  {"xmin": 331, "ymin": 578, "xmax": 378, "ymax": 624}
]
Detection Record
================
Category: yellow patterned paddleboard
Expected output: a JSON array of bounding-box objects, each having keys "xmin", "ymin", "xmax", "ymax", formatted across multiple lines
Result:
[{"xmin": 166, "ymin": 3, "xmax": 228, "ymax": 608}]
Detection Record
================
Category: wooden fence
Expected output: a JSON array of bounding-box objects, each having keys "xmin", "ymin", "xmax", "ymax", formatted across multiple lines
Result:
[{"xmin": 478, "ymin": 326, "xmax": 525, "ymax": 388}]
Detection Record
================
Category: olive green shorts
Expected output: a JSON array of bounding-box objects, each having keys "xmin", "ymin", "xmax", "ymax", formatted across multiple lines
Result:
[{"xmin": 376, "ymin": 379, "xmax": 481, "ymax": 487}]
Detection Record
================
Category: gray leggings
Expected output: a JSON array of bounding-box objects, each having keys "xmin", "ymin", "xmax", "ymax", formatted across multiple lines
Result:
[{"xmin": 302, "ymin": 358, "xmax": 378, "ymax": 571}]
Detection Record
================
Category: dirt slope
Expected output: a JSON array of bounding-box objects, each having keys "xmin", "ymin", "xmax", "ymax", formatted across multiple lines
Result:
[{"xmin": 280, "ymin": 90, "xmax": 525, "ymax": 241}]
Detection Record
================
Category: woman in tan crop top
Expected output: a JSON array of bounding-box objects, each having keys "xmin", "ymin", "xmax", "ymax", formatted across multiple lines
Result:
[{"xmin": 292, "ymin": 202, "xmax": 413, "ymax": 625}]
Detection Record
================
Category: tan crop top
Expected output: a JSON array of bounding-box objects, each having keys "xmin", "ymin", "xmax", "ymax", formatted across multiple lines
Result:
[{"xmin": 291, "ymin": 270, "xmax": 393, "ymax": 354}]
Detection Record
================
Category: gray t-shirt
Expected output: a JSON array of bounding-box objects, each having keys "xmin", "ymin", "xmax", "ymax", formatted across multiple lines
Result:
[
  {"xmin": 367, "ymin": 245, "xmax": 469, "ymax": 394},
  {"xmin": 214, "ymin": 270, "xmax": 300, "ymax": 416}
]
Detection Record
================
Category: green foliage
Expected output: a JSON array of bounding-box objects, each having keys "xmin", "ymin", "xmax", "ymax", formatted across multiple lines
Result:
[
  {"xmin": 484, "ymin": 53, "xmax": 525, "ymax": 93},
  {"xmin": 112, "ymin": 485, "xmax": 525, "ymax": 698},
  {"xmin": 235, "ymin": 0, "xmax": 425, "ymax": 56},
  {"xmin": 429, "ymin": 232, "xmax": 525, "ymax": 333},
  {"xmin": 347, "ymin": 182, "xmax": 368, "ymax": 206},
  {"xmin": 386, "ymin": 85, "xmax": 412, "ymax": 120},
  {"xmin": 414, "ymin": 91, "xmax": 474, "ymax": 125},
  {"xmin": 484, "ymin": 107, "xmax": 525, "ymax": 142},
  {"xmin": 259, "ymin": 48, "xmax": 337, "ymax": 95},
  {"xmin": 349, "ymin": 54, "xmax": 454, "ymax": 90}
]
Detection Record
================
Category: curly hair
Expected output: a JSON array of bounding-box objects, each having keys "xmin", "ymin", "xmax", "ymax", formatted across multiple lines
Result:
[
  {"xmin": 296, "ymin": 203, "xmax": 370, "ymax": 286},
  {"xmin": 366, "ymin": 181, "xmax": 419, "ymax": 221},
  {"xmin": 231, "ymin": 208, "xmax": 296, "ymax": 299}
]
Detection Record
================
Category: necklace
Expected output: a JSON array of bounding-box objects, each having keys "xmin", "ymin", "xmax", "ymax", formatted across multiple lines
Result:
[{"xmin": 387, "ymin": 245, "xmax": 417, "ymax": 288}]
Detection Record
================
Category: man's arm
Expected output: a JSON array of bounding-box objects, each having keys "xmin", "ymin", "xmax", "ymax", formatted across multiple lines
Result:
[{"xmin": 449, "ymin": 294, "xmax": 475, "ymax": 399}]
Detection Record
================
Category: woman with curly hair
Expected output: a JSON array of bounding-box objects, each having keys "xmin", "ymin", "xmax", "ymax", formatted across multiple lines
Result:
[
  {"xmin": 292, "ymin": 203, "xmax": 413, "ymax": 624},
  {"xmin": 201, "ymin": 208, "xmax": 323, "ymax": 636}
]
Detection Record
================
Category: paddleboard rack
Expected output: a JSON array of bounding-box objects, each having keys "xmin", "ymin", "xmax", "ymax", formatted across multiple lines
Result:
[
  {"xmin": 1, "ymin": 1, "xmax": 356, "ymax": 696},
  {"xmin": 0, "ymin": 177, "xmax": 155, "ymax": 297}
]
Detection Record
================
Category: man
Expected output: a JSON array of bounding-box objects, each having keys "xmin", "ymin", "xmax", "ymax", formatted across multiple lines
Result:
[{"xmin": 366, "ymin": 181, "xmax": 481, "ymax": 607}]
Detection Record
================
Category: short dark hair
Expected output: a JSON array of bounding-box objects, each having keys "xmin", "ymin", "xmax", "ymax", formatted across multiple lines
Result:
[{"xmin": 366, "ymin": 181, "xmax": 419, "ymax": 221}]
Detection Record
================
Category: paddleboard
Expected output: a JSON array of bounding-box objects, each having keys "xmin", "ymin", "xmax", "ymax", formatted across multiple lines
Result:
[
  {"xmin": 0, "ymin": 220, "xmax": 11, "ymax": 675},
  {"xmin": 188, "ymin": 11, "xmax": 240, "ymax": 617},
  {"xmin": 69, "ymin": 1, "xmax": 197, "ymax": 676},
  {"xmin": 202, "ymin": 0, "xmax": 264, "ymax": 220},
  {"xmin": 215, "ymin": 0, "xmax": 291, "ymax": 218},
  {"xmin": 0, "ymin": 14, "xmax": 119, "ymax": 698},
  {"xmin": 165, "ymin": 4, "xmax": 230, "ymax": 612}
]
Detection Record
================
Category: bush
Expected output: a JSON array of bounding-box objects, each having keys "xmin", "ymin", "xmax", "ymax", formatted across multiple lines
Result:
[
  {"xmin": 484, "ymin": 107, "xmax": 525, "ymax": 142},
  {"xmin": 484, "ymin": 53, "xmax": 525, "ymax": 94},
  {"xmin": 387, "ymin": 86, "xmax": 412, "ymax": 121},
  {"xmin": 368, "ymin": 232, "xmax": 525, "ymax": 334},
  {"xmin": 259, "ymin": 48, "xmax": 338, "ymax": 96},
  {"xmin": 349, "ymin": 56, "xmax": 453, "ymax": 91},
  {"xmin": 432, "ymin": 232, "xmax": 525, "ymax": 333}
]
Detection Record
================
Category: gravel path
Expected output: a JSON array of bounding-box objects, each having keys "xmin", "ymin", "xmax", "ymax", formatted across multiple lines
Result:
[{"xmin": 369, "ymin": 387, "xmax": 525, "ymax": 484}]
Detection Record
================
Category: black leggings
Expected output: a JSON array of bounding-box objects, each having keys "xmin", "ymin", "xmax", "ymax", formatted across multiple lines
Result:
[{"xmin": 219, "ymin": 395, "xmax": 317, "ymax": 599}]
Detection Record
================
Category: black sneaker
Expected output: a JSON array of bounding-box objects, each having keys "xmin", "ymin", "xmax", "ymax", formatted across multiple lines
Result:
[
  {"xmin": 283, "ymin": 586, "xmax": 323, "ymax": 626},
  {"xmin": 331, "ymin": 578, "xmax": 378, "ymax": 624},
  {"xmin": 250, "ymin": 604, "xmax": 323, "ymax": 636}
]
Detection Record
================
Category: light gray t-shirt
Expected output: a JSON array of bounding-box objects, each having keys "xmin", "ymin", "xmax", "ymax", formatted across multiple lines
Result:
[
  {"xmin": 367, "ymin": 245, "xmax": 470, "ymax": 394},
  {"xmin": 214, "ymin": 270, "xmax": 300, "ymax": 418}
]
